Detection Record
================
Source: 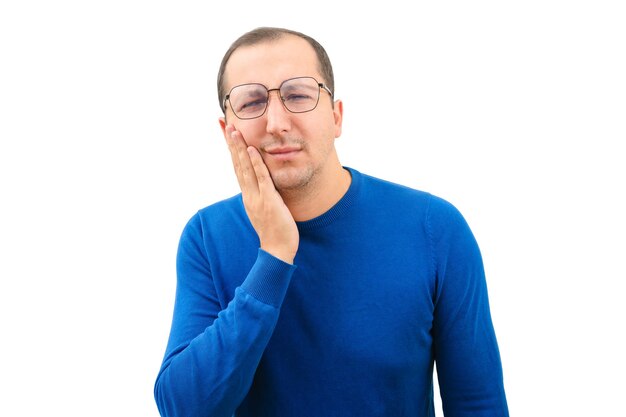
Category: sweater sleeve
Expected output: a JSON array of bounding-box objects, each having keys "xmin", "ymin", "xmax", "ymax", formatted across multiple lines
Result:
[
  {"xmin": 154, "ymin": 213, "xmax": 296, "ymax": 417},
  {"xmin": 427, "ymin": 196, "xmax": 509, "ymax": 416}
]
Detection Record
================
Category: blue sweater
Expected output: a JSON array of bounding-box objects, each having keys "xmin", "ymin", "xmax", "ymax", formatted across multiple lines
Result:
[{"xmin": 155, "ymin": 168, "xmax": 509, "ymax": 417}]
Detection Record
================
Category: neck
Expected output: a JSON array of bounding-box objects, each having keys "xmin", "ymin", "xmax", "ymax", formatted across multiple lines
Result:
[{"xmin": 280, "ymin": 164, "xmax": 351, "ymax": 222}]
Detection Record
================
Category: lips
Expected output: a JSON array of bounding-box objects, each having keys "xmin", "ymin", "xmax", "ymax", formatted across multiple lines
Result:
[
  {"xmin": 263, "ymin": 145, "xmax": 302, "ymax": 161},
  {"xmin": 265, "ymin": 145, "xmax": 301, "ymax": 154}
]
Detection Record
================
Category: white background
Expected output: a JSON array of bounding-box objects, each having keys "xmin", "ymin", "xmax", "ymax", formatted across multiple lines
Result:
[{"xmin": 1, "ymin": 1, "xmax": 624, "ymax": 416}]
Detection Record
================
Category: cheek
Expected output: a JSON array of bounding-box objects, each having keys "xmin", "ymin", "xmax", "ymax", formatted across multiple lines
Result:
[
  {"xmin": 301, "ymin": 113, "xmax": 336, "ymax": 139},
  {"xmin": 235, "ymin": 122, "xmax": 265, "ymax": 146}
]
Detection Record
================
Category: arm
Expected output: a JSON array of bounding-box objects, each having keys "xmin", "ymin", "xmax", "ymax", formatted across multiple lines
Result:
[
  {"xmin": 154, "ymin": 126, "xmax": 300, "ymax": 417},
  {"xmin": 428, "ymin": 197, "xmax": 509, "ymax": 416},
  {"xmin": 154, "ymin": 234, "xmax": 295, "ymax": 417}
]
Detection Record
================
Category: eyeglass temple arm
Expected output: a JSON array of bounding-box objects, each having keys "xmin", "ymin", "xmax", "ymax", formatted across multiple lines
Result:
[{"xmin": 319, "ymin": 83, "xmax": 333, "ymax": 97}]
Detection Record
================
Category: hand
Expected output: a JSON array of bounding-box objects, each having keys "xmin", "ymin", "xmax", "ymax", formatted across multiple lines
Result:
[{"xmin": 224, "ymin": 125, "xmax": 299, "ymax": 264}]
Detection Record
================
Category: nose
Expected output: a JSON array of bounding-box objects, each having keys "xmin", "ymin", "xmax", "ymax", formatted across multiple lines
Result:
[{"xmin": 265, "ymin": 90, "xmax": 291, "ymax": 135}]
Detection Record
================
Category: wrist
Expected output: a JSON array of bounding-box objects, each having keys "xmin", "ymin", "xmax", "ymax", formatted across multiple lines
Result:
[{"xmin": 261, "ymin": 245, "xmax": 295, "ymax": 265}]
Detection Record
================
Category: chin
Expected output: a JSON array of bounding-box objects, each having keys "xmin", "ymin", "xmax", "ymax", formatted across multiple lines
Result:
[{"xmin": 270, "ymin": 165, "xmax": 315, "ymax": 191}]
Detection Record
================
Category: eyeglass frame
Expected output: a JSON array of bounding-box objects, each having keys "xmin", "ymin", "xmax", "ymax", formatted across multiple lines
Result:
[{"xmin": 222, "ymin": 76, "xmax": 334, "ymax": 120}]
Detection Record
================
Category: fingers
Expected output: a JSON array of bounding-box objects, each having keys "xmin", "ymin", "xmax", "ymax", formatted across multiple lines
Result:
[
  {"xmin": 247, "ymin": 146, "xmax": 275, "ymax": 194},
  {"xmin": 225, "ymin": 125, "xmax": 259, "ymax": 194}
]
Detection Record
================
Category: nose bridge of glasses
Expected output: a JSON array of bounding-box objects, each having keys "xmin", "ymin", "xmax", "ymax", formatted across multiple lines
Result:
[
  {"xmin": 264, "ymin": 87, "xmax": 289, "ymax": 114},
  {"xmin": 266, "ymin": 87, "xmax": 283, "ymax": 101}
]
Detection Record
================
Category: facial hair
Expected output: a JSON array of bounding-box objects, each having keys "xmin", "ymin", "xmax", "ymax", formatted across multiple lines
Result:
[{"xmin": 259, "ymin": 137, "xmax": 318, "ymax": 192}]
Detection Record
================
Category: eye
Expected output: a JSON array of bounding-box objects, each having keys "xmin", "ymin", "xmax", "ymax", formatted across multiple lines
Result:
[
  {"xmin": 228, "ymin": 84, "xmax": 268, "ymax": 116},
  {"xmin": 238, "ymin": 98, "xmax": 267, "ymax": 112},
  {"xmin": 283, "ymin": 93, "xmax": 313, "ymax": 102}
]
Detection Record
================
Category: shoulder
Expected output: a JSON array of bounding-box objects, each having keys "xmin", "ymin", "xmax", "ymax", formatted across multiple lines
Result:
[
  {"xmin": 349, "ymin": 168, "xmax": 473, "ymax": 237},
  {"xmin": 181, "ymin": 193, "xmax": 247, "ymax": 237},
  {"xmin": 352, "ymin": 168, "xmax": 459, "ymax": 216},
  {"xmin": 196, "ymin": 193, "xmax": 244, "ymax": 221},
  {"xmin": 355, "ymin": 169, "xmax": 428, "ymax": 198}
]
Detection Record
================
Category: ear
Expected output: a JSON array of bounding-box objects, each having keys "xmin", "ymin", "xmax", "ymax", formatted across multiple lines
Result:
[
  {"xmin": 219, "ymin": 117, "xmax": 227, "ymax": 138},
  {"xmin": 333, "ymin": 99, "xmax": 343, "ymax": 138}
]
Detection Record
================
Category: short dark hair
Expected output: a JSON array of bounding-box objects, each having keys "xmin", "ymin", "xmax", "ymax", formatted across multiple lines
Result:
[{"xmin": 217, "ymin": 27, "xmax": 335, "ymax": 113}]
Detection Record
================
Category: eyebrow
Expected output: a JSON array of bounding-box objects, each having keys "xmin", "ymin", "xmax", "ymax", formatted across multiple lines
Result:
[{"xmin": 235, "ymin": 87, "xmax": 267, "ymax": 99}]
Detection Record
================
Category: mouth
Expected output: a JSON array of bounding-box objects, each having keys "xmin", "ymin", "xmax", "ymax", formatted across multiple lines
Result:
[{"xmin": 263, "ymin": 146, "xmax": 302, "ymax": 161}]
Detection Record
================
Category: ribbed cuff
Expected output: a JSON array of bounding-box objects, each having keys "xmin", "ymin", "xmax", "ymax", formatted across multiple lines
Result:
[{"xmin": 240, "ymin": 249, "xmax": 297, "ymax": 307}]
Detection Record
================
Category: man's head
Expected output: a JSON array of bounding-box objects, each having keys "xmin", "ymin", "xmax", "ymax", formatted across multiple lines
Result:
[
  {"xmin": 217, "ymin": 27, "xmax": 344, "ymax": 193},
  {"xmin": 217, "ymin": 27, "xmax": 335, "ymax": 114}
]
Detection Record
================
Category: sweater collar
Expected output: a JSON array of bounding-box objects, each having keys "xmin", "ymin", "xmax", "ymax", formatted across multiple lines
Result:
[{"xmin": 295, "ymin": 166, "xmax": 361, "ymax": 231}]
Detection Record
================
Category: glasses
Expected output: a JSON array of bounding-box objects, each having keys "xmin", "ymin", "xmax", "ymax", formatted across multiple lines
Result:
[{"xmin": 223, "ymin": 76, "xmax": 333, "ymax": 120}]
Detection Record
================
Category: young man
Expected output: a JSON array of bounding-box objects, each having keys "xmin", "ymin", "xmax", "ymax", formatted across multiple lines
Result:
[{"xmin": 155, "ymin": 27, "xmax": 509, "ymax": 417}]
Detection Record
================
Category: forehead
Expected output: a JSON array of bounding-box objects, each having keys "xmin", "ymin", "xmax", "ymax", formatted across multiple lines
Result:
[{"xmin": 224, "ymin": 35, "xmax": 321, "ymax": 90}]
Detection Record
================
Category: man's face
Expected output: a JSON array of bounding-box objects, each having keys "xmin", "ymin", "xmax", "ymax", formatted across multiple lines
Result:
[{"xmin": 219, "ymin": 35, "xmax": 343, "ymax": 192}]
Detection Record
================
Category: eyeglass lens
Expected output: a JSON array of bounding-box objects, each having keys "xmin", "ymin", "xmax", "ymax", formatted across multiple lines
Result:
[{"xmin": 228, "ymin": 77, "xmax": 321, "ymax": 119}]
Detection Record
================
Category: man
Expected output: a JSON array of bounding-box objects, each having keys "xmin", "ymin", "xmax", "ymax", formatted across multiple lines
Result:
[{"xmin": 154, "ymin": 27, "xmax": 509, "ymax": 417}]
